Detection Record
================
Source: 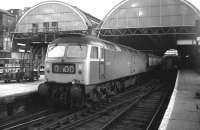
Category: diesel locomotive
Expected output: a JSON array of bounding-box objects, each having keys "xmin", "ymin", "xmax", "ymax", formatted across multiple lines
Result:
[
  {"xmin": 162, "ymin": 54, "xmax": 180, "ymax": 71},
  {"xmin": 38, "ymin": 34, "xmax": 161, "ymax": 107}
]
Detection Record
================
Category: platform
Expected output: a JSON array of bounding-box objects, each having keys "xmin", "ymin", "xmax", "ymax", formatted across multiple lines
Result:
[
  {"xmin": 159, "ymin": 70, "xmax": 200, "ymax": 130},
  {"xmin": 0, "ymin": 75, "xmax": 44, "ymax": 103}
]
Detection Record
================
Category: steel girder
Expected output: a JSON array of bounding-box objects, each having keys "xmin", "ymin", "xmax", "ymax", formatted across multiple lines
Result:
[{"xmin": 98, "ymin": 26, "xmax": 196, "ymax": 37}]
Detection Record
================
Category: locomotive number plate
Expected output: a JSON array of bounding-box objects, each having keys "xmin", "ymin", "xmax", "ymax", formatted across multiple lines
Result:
[{"xmin": 52, "ymin": 63, "xmax": 75, "ymax": 74}]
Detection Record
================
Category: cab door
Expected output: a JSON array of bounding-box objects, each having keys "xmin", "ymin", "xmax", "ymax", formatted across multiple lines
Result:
[
  {"xmin": 89, "ymin": 46, "xmax": 100, "ymax": 84},
  {"xmin": 99, "ymin": 47, "xmax": 105, "ymax": 80}
]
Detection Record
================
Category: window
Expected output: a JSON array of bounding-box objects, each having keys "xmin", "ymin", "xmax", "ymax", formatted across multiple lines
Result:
[
  {"xmin": 32, "ymin": 23, "xmax": 38, "ymax": 33},
  {"xmin": 90, "ymin": 47, "xmax": 98, "ymax": 59},
  {"xmin": 43, "ymin": 22, "xmax": 49, "ymax": 32},
  {"xmin": 52, "ymin": 22, "xmax": 58, "ymax": 31},
  {"xmin": 67, "ymin": 45, "xmax": 87, "ymax": 58},
  {"xmin": 52, "ymin": 22, "xmax": 58, "ymax": 27},
  {"xmin": 47, "ymin": 45, "xmax": 65, "ymax": 58}
]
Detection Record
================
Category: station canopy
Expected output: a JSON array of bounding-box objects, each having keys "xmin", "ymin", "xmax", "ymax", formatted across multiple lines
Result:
[
  {"xmin": 12, "ymin": 1, "xmax": 100, "ymax": 64},
  {"xmin": 15, "ymin": 1, "xmax": 100, "ymax": 34},
  {"xmin": 98, "ymin": 0, "xmax": 200, "ymax": 55}
]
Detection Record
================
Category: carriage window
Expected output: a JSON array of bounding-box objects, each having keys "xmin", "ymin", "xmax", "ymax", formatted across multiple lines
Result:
[
  {"xmin": 67, "ymin": 45, "xmax": 87, "ymax": 58},
  {"xmin": 47, "ymin": 45, "xmax": 65, "ymax": 58},
  {"xmin": 90, "ymin": 47, "xmax": 98, "ymax": 59}
]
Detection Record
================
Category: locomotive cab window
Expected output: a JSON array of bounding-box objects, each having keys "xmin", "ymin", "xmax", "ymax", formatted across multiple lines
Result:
[
  {"xmin": 67, "ymin": 45, "xmax": 87, "ymax": 58},
  {"xmin": 47, "ymin": 45, "xmax": 65, "ymax": 58},
  {"xmin": 90, "ymin": 46, "xmax": 99, "ymax": 59}
]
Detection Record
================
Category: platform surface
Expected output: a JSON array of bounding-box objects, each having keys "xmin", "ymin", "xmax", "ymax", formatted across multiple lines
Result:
[
  {"xmin": 0, "ymin": 75, "xmax": 44, "ymax": 101},
  {"xmin": 159, "ymin": 70, "xmax": 200, "ymax": 130}
]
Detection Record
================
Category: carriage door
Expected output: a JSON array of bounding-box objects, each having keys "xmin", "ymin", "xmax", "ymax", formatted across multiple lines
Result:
[{"xmin": 99, "ymin": 47, "xmax": 105, "ymax": 80}]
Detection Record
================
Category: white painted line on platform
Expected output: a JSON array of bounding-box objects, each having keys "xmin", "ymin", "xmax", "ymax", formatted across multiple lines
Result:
[{"xmin": 158, "ymin": 70, "xmax": 180, "ymax": 130}]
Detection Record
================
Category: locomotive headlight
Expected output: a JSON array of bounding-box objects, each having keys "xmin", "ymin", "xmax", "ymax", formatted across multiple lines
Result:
[{"xmin": 72, "ymin": 79, "xmax": 80, "ymax": 84}]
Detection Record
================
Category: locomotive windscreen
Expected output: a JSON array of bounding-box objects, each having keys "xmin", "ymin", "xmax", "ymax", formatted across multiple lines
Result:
[
  {"xmin": 47, "ymin": 44, "xmax": 87, "ymax": 58},
  {"xmin": 47, "ymin": 45, "xmax": 66, "ymax": 58},
  {"xmin": 67, "ymin": 45, "xmax": 87, "ymax": 58}
]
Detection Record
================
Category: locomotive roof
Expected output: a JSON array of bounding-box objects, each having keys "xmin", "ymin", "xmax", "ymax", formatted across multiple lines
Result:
[
  {"xmin": 51, "ymin": 34, "xmax": 103, "ymax": 45},
  {"xmin": 51, "ymin": 34, "xmax": 143, "ymax": 54}
]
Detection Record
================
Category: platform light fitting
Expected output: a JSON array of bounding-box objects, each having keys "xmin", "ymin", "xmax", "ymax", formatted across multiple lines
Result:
[
  {"xmin": 19, "ymin": 49, "xmax": 25, "ymax": 52},
  {"xmin": 17, "ymin": 43, "xmax": 26, "ymax": 46},
  {"xmin": 131, "ymin": 3, "xmax": 137, "ymax": 8}
]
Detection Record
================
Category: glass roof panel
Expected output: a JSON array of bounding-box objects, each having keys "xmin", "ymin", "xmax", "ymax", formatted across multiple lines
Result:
[
  {"xmin": 101, "ymin": 0, "xmax": 200, "ymax": 29},
  {"xmin": 16, "ymin": 2, "xmax": 89, "ymax": 33}
]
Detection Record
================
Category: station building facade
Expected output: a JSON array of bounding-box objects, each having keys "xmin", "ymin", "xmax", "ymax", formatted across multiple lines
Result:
[
  {"xmin": 13, "ymin": 1, "xmax": 100, "ymax": 65},
  {"xmin": 0, "ymin": 9, "xmax": 15, "ymax": 51}
]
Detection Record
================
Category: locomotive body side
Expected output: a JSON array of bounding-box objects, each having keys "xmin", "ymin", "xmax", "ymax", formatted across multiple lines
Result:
[{"xmin": 102, "ymin": 43, "xmax": 147, "ymax": 83}]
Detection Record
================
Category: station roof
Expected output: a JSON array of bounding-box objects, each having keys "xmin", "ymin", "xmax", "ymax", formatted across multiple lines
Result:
[
  {"xmin": 100, "ymin": 0, "xmax": 200, "ymax": 29},
  {"xmin": 98, "ymin": 0, "xmax": 200, "ymax": 55},
  {"xmin": 15, "ymin": 1, "xmax": 101, "ymax": 33}
]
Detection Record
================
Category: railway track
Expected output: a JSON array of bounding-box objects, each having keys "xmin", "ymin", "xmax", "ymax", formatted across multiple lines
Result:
[
  {"xmin": 2, "ymin": 79, "xmax": 164, "ymax": 130},
  {"xmin": 100, "ymin": 87, "xmax": 167, "ymax": 130},
  {"xmin": 67, "ymin": 82, "xmax": 165, "ymax": 130},
  {"xmin": 0, "ymin": 109, "xmax": 49, "ymax": 129},
  {"xmin": 0, "ymin": 109, "xmax": 69, "ymax": 130}
]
